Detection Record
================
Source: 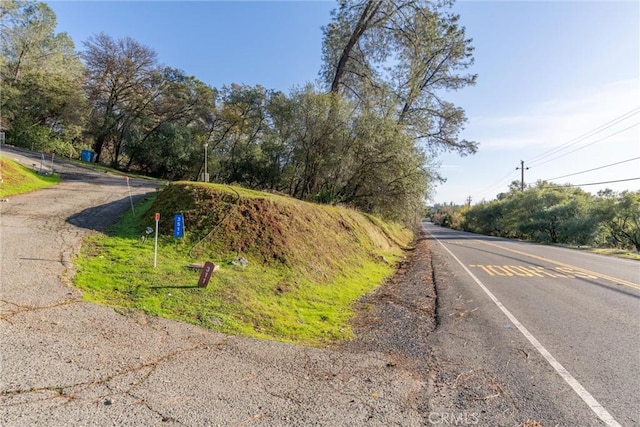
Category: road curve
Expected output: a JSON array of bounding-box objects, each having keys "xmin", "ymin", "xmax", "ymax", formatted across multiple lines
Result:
[{"xmin": 424, "ymin": 222, "xmax": 640, "ymax": 426}]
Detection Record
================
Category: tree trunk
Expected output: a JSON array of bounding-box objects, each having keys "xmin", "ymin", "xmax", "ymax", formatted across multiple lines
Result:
[
  {"xmin": 93, "ymin": 134, "xmax": 106, "ymax": 163},
  {"xmin": 330, "ymin": 0, "xmax": 383, "ymax": 93}
]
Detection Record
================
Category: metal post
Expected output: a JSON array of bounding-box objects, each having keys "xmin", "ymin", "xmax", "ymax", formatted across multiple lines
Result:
[
  {"xmin": 154, "ymin": 212, "xmax": 160, "ymax": 268},
  {"xmin": 203, "ymin": 143, "xmax": 209, "ymax": 182}
]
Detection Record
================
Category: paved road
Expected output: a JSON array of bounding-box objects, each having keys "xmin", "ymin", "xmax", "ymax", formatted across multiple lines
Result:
[
  {"xmin": 0, "ymin": 145, "xmax": 425, "ymax": 426},
  {"xmin": 424, "ymin": 222, "xmax": 640, "ymax": 426}
]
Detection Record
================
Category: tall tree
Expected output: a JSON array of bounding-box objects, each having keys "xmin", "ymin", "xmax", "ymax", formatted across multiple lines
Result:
[
  {"xmin": 0, "ymin": 0, "xmax": 86, "ymax": 152},
  {"xmin": 210, "ymin": 84, "xmax": 270, "ymax": 185},
  {"xmin": 272, "ymin": 87, "xmax": 351, "ymax": 200},
  {"xmin": 321, "ymin": 0, "xmax": 477, "ymax": 155},
  {"xmin": 82, "ymin": 33, "xmax": 159, "ymax": 164},
  {"xmin": 123, "ymin": 68, "xmax": 216, "ymax": 179},
  {"xmin": 335, "ymin": 105, "xmax": 431, "ymax": 221},
  {"xmin": 265, "ymin": 86, "xmax": 431, "ymax": 221}
]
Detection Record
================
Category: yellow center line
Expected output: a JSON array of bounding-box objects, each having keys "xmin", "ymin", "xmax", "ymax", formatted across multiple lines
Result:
[{"xmin": 474, "ymin": 240, "xmax": 640, "ymax": 290}]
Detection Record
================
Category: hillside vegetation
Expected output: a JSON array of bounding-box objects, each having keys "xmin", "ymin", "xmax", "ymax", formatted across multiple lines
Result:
[
  {"xmin": 2, "ymin": 1, "xmax": 477, "ymax": 223},
  {"xmin": 0, "ymin": 155, "xmax": 60, "ymax": 197},
  {"xmin": 74, "ymin": 182, "xmax": 413, "ymax": 346},
  {"xmin": 432, "ymin": 182, "xmax": 640, "ymax": 257}
]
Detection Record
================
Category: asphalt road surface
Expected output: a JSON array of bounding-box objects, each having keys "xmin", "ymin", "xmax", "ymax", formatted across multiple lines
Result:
[{"xmin": 424, "ymin": 222, "xmax": 640, "ymax": 427}]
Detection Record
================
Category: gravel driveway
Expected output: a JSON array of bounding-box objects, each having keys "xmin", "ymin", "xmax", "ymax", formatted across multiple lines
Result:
[{"xmin": 0, "ymin": 147, "xmax": 428, "ymax": 426}]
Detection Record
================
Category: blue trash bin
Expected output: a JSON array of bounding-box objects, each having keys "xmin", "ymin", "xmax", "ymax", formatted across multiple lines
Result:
[{"xmin": 81, "ymin": 149, "xmax": 92, "ymax": 162}]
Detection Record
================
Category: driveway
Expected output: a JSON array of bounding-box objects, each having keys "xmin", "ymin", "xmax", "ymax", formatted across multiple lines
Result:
[{"xmin": 0, "ymin": 146, "xmax": 424, "ymax": 426}]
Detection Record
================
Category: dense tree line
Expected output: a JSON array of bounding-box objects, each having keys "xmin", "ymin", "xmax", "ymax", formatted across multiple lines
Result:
[
  {"xmin": 0, "ymin": 0, "xmax": 86, "ymax": 153},
  {"xmin": 1, "ymin": 0, "xmax": 476, "ymax": 222},
  {"xmin": 432, "ymin": 183, "xmax": 640, "ymax": 251}
]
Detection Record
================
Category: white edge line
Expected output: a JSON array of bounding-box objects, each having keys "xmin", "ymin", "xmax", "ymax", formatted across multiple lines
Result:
[{"xmin": 428, "ymin": 228, "xmax": 622, "ymax": 427}]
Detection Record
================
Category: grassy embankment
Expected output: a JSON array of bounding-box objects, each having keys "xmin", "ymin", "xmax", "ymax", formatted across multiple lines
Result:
[
  {"xmin": 74, "ymin": 182, "xmax": 413, "ymax": 346},
  {"xmin": 0, "ymin": 155, "xmax": 61, "ymax": 197},
  {"xmin": 584, "ymin": 248, "xmax": 640, "ymax": 260}
]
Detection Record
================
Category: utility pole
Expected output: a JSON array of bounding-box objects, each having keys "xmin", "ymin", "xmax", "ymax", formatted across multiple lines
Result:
[
  {"xmin": 203, "ymin": 143, "xmax": 209, "ymax": 182},
  {"xmin": 516, "ymin": 160, "xmax": 529, "ymax": 191},
  {"xmin": 466, "ymin": 195, "xmax": 472, "ymax": 207}
]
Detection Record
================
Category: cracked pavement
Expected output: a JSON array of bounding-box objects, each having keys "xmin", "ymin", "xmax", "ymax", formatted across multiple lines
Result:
[{"xmin": 0, "ymin": 146, "xmax": 425, "ymax": 426}]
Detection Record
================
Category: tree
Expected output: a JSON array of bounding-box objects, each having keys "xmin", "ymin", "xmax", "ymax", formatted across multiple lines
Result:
[
  {"xmin": 463, "ymin": 200, "xmax": 505, "ymax": 236},
  {"xmin": 463, "ymin": 183, "xmax": 599, "ymax": 244},
  {"xmin": 82, "ymin": 33, "xmax": 159, "ymax": 164},
  {"xmin": 266, "ymin": 87, "xmax": 431, "ymax": 222},
  {"xmin": 0, "ymin": 0, "xmax": 86, "ymax": 153},
  {"xmin": 332, "ymin": 105, "xmax": 430, "ymax": 221},
  {"xmin": 321, "ymin": 0, "xmax": 477, "ymax": 155},
  {"xmin": 260, "ymin": 91, "xmax": 297, "ymax": 190},
  {"xmin": 210, "ymin": 84, "xmax": 270, "ymax": 185},
  {"xmin": 595, "ymin": 191, "xmax": 640, "ymax": 251},
  {"xmin": 123, "ymin": 68, "xmax": 216, "ymax": 179},
  {"xmin": 278, "ymin": 87, "xmax": 350, "ymax": 200}
]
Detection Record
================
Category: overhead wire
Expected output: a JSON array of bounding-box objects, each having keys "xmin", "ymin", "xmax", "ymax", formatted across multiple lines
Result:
[
  {"xmin": 525, "ymin": 107, "xmax": 640, "ymax": 167},
  {"xmin": 542, "ymin": 177, "xmax": 640, "ymax": 188},
  {"xmin": 473, "ymin": 168, "xmax": 519, "ymax": 199},
  {"xmin": 463, "ymin": 107, "xmax": 640, "ymax": 204},
  {"xmin": 543, "ymin": 156, "xmax": 640, "ymax": 181},
  {"xmin": 530, "ymin": 122, "xmax": 639, "ymax": 168}
]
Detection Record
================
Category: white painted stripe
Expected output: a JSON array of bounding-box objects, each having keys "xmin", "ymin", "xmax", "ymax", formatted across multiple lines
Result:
[{"xmin": 429, "ymin": 229, "xmax": 622, "ymax": 427}]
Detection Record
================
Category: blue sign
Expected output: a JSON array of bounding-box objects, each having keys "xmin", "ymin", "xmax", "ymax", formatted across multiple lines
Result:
[{"xmin": 173, "ymin": 214, "xmax": 184, "ymax": 238}]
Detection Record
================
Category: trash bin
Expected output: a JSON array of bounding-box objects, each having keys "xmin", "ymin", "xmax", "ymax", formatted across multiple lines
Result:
[{"xmin": 81, "ymin": 149, "xmax": 92, "ymax": 162}]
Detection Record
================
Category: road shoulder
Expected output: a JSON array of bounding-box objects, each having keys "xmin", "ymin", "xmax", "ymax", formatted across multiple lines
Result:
[
  {"xmin": 341, "ymin": 225, "xmax": 598, "ymax": 426},
  {"xmin": 424, "ymin": 229, "xmax": 599, "ymax": 427}
]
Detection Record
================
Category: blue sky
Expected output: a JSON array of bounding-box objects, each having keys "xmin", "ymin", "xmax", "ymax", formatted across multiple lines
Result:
[{"xmin": 47, "ymin": 0, "xmax": 639, "ymax": 205}]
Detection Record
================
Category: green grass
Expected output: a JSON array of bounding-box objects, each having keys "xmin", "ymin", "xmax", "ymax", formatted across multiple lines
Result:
[
  {"xmin": 0, "ymin": 156, "xmax": 61, "ymax": 197},
  {"xmin": 558, "ymin": 242, "xmax": 640, "ymax": 260},
  {"xmin": 585, "ymin": 248, "xmax": 640, "ymax": 260},
  {"xmin": 74, "ymin": 185, "xmax": 411, "ymax": 346}
]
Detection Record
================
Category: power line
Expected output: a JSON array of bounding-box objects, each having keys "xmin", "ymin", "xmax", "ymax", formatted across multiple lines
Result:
[
  {"xmin": 526, "ymin": 107, "xmax": 640, "ymax": 166},
  {"xmin": 531, "ymin": 122, "xmax": 639, "ymax": 168},
  {"xmin": 527, "ymin": 107, "xmax": 639, "ymax": 164},
  {"xmin": 543, "ymin": 177, "xmax": 640, "ymax": 188},
  {"xmin": 544, "ymin": 157, "xmax": 640, "ymax": 181},
  {"xmin": 473, "ymin": 168, "xmax": 518, "ymax": 199}
]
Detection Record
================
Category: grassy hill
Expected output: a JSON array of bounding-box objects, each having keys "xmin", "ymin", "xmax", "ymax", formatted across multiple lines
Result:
[
  {"xmin": 0, "ymin": 155, "xmax": 60, "ymax": 197},
  {"xmin": 74, "ymin": 182, "xmax": 413, "ymax": 346}
]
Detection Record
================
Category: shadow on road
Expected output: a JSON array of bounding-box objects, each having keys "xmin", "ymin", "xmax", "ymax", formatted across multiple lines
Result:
[
  {"xmin": 66, "ymin": 194, "xmax": 151, "ymax": 233},
  {"xmin": 59, "ymin": 170, "xmax": 157, "ymax": 189},
  {"xmin": 421, "ymin": 227, "xmax": 501, "ymax": 242}
]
